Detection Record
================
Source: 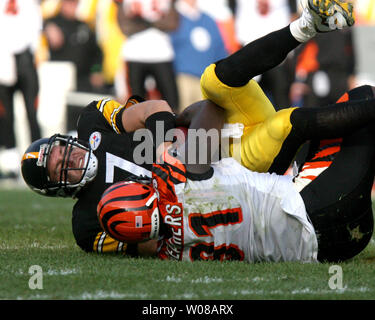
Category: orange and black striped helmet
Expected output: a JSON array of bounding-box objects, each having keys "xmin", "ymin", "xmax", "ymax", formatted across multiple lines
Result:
[{"xmin": 97, "ymin": 180, "xmax": 160, "ymax": 243}]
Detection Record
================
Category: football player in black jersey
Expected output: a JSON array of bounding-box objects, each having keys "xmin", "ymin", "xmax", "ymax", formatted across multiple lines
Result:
[{"xmin": 21, "ymin": 95, "xmax": 177, "ymax": 256}]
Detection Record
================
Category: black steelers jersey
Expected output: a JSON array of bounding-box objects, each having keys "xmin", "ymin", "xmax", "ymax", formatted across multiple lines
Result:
[{"xmin": 72, "ymin": 96, "xmax": 152, "ymax": 254}]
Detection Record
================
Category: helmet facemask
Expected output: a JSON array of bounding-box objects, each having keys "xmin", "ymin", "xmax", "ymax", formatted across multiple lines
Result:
[{"xmin": 45, "ymin": 134, "xmax": 98, "ymax": 197}]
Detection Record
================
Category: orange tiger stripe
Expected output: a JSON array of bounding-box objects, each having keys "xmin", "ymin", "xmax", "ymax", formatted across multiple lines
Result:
[
  {"xmin": 336, "ymin": 92, "xmax": 349, "ymax": 103},
  {"xmin": 312, "ymin": 146, "xmax": 341, "ymax": 160},
  {"xmin": 169, "ymin": 170, "xmax": 186, "ymax": 183},
  {"xmin": 153, "ymin": 164, "xmax": 174, "ymax": 189},
  {"xmin": 299, "ymin": 175, "xmax": 319, "ymax": 181},
  {"xmin": 302, "ymin": 161, "xmax": 332, "ymax": 169}
]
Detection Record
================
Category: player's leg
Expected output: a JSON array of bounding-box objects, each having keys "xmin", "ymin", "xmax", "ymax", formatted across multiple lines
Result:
[
  {"xmin": 200, "ymin": 0, "xmax": 354, "ymax": 119},
  {"xmin": 237, "ymin": 85, "xmax": 375, "ymax": 175},
  {"xmin": 293, "ymin": 84, "xmax": 375, "ymax": 186},
  {"xmin": 0, "ymin": 84, "xmax": 16, "ymax": 149},
  {"xmin": 150, "ymin": 61, "xmax": 179, "ymax": 112},
  {"xmin": 16, "ymin": 49, "xmax": 41, "ymax": 142},
  {"xmin": 126, "ymin": 61, "xmax": 147, "ymax": 99},
  {"xmin": 0, "ymin": 85, "xmax": 18, "ymax": 178},
  {"xmin": 261, "ymin": 85, "xmax": 375, "ymax": 174},
  {"xmin": 200, "ymin": 25, "xmax": 301, "ymax": 172},
  {"xmin": 236, "ymin": 107, "xmax": 297, "ymax": 173},
  {"xmin": 296, "ymin": 85, "xmax": 375, "ymax": 262},
  {"xmin": 200, "ymin": 0, "xmax": 355, "ymax": 172},
  {"xmin": 298, "ymin": 124, "xmax": 375, "ymax": 262},
  {"xmin": 200, "ymin": 12, "xmax": 309, "ymax": 127},
  {"xmin": 200, "ymin": 25, "xmax": 298, "ymax": 126},
  {"xmin": 229, "ymin": 89, "xmax": 375, "ymax": 174}
]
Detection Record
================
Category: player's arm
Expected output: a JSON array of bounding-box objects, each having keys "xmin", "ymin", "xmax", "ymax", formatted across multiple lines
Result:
[
  {"xmin": 95, "ymin": 98, "xmax": 176, "ymax": 137},
  {"xmin": 157, "ymin": 100, "xmax": 226, "ymax": 173},
  {"xmin": 81, "ymin": 230, "xmax": 157, "ymax": 257},
  {"xmin": 123, "ymin": 99, "xmax": 177, "ymax": 155},
  {"xmin": 175, "ymin": 101, "xmax": 203, "ymax": 128},
  {"xmin": 93, "ymin": 233, "xmax": 157, "ymax": 257},
  {"xmin": 122, "ymin": 99, "xmax": 174, "ymax": 132},
  {"xmin": 179, "ymin": 100, "xmax": 226, "ymax": 175}
]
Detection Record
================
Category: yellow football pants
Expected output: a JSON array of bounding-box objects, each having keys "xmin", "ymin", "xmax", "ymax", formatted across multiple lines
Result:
[{"xmin": 200, "ymin": 64, "xmax": 297, "ymax": 173}]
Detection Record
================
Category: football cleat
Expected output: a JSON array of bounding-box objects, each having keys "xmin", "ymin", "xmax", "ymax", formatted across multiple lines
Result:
[
  {"xmin": 291, "ymin": 0, "xmax": 355, "ymax": 42},
  {"xmin": 305, "ymin": 0, "xmax": 355, "ymax": 32}
]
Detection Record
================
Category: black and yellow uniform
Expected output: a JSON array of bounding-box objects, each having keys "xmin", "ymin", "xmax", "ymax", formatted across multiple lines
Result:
[
  {"xmin": 72, "ymin": 96, "xmax": 151, "ymax": 254},
  {"xmin": 201, "ymin": 63, "xmax": 297, "ymax": 173},
  {"xmin": 200, "ymin": 25, "xmax": 375, "ymax": 175},
  {"xmin": 199, "ymin": 26, "xmax": 301, "ymax": 174}
]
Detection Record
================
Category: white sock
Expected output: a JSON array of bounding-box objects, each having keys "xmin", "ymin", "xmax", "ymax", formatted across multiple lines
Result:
[{"xmin": 290, "ymin": 9, "xmax": 317, "ymax": 43}]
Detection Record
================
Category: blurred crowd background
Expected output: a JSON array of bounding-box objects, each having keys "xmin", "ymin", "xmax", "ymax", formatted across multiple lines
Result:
[{"xmin": 0, "ymin": 0, "xmax": 374, "ymax": 182}]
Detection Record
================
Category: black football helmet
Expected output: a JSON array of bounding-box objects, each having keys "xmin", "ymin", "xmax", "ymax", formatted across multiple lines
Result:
[{"xmin": 21, "ymin": 134, "xmax": 98, "ymax": 198}]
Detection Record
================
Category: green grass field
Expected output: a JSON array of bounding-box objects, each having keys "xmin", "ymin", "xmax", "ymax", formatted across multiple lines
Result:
[{"xmin": 1, "ymin": 187, "xmax": 375, "ymax": 302}]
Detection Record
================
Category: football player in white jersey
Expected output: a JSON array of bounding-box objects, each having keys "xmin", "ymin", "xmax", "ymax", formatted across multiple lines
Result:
[
  {"xmin": 97, "ymin": 0, "xmax": 375, "ymax": 263},
  {"xmin": 98, "ymin": 83, "xmax": 375, "ymax": 263},
  {"xmin": 23, "ymin": 0, "xmax": 372, "ymax": 261}
]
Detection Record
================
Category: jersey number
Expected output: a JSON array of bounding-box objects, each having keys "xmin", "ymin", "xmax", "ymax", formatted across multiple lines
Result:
[
  {"xmin": 188, "ymin": 208, "xmax": 245, "ymax": 261},
  {"xmin": 105, "ymin": 152, "xmax": 151, "ymax": 183},
  {"xmin": 190, "ymin": 243, "xmax": 244, "ymax": 261},
  {"xmin": 189, "ymin": 208, "xmax": 243, "ymax": 237}
]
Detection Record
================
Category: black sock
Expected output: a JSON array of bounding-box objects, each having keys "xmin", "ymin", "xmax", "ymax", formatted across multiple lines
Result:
[
  {"xmin": 215, "ymin": 26, "xmax": 300, "ymax": 87},
  {"xmin": 290, "ymin": 99, "xmax": 375, "ymax": 140}
]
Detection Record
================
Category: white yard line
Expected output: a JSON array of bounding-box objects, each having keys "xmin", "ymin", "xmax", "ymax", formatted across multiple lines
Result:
[{"xmin": 0, "ymin": 243, "xmax": 70, "ymax": 250}]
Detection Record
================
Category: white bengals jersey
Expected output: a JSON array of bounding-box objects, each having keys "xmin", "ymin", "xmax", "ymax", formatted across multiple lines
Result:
[{"xmin": 155, "ymin": 157, "xmax": 318, "ymax": 263}]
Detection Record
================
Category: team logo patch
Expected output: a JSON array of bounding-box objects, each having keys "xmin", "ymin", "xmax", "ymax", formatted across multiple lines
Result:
[{"xmin": 89, "ymin": 132, "xmax": 101, "ymax": 151}]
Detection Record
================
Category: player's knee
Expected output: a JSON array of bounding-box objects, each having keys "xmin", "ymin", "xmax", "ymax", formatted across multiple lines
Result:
[
  {"xmin": 289, "ymin": 107, "xmax": 312, "ymax": 138},
  {"xmin": 266, "ymin": 108, "xmax": 296, "ymax": 139},
  {"xmin": 200, "ymin": 64, "xmax": 215, "ymax": 100}
]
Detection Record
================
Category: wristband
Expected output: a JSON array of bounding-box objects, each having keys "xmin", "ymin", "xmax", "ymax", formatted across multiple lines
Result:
[{"xmin": 145, "ymin": 111, "xmax": 176, "ymax": 147}]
